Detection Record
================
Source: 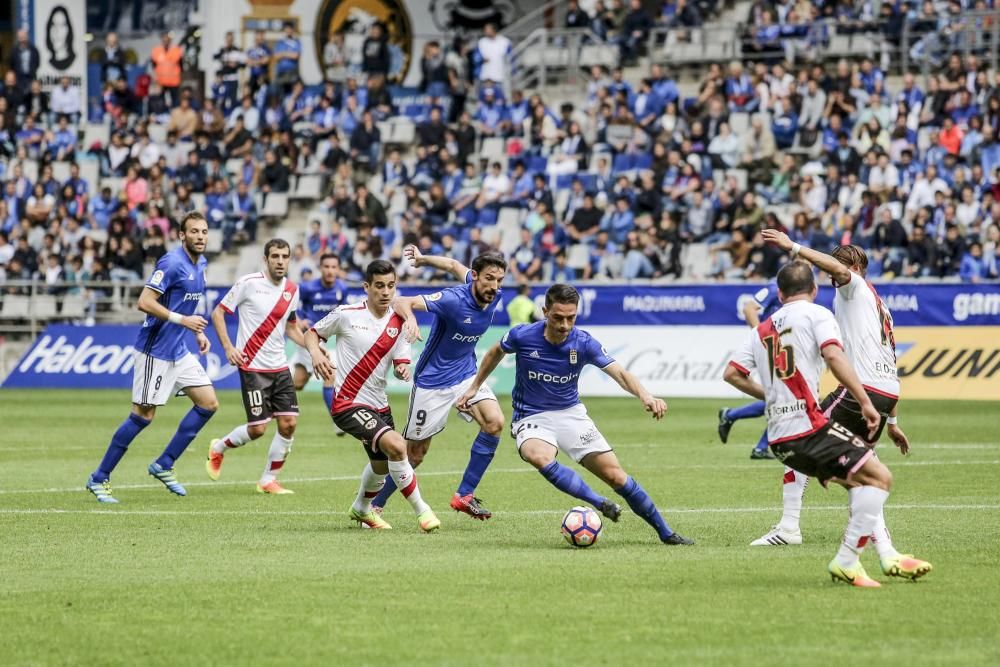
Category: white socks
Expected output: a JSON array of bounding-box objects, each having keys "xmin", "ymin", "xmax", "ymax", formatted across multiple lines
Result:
[
  {"xmin": 260, "ymin": 434, "xmax": 293, "ymax": 485},
  {"xmin": 870, "ymin": 511, "xmax": 900, "ymax": 560},
  {"xmin": 387, "ymin": 459, "xmax": 429, "ymax": 515},
  {"xmin": 778, "ymin": 467, "xmax": 808, "ymax": 533},
  {"xmin": 835, "ymin": 486, "xmax": 890, "ymax": 568},
  {"xmin": 352, "ymin": 463, "xmax": 387, "ymax": 514},
  {"xmin": 214, "ymin": 424, "xmax": 251, "ymax": 453}
]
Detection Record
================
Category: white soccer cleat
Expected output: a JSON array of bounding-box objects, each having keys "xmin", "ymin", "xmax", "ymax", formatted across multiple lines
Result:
[{"xmin": 750, "ymin": 525, "xmax": 803, "ymax": 546}]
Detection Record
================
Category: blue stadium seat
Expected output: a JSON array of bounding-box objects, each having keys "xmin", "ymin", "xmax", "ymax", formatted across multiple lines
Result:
[
  {"xmin": 555, "ymin": 174, "xmax": 577, "ymax": 190},
  {"xmin": 477, "ymin": 207, "xmax": 499, "ymax": 226},
  {"xmin": 528, "ymin": 156, "xmax": 548, "ymax": 173},
  {"xmin": 612, "ymin": 154, "xmax": 631, "ymax": 174},
  {"xmin": 578, "ymin": 174, "xmax": 598, "ymax": 191},
  {"xmin": 634, "ymin": 154, "xmax": 653, "ymax": 170}
]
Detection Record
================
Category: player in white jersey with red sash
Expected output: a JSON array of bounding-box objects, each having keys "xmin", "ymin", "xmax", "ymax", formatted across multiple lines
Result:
[
  {"xmin": 754, "ymin": 232, "xmax": 931, "ymax": 581},
  {"xmin": 205, "ymin": 239, "xmax": 307, "ymax": 494},
  {"xmin": 304, "ymin": 260, "xmax": 441, "ymax": 533},
  {"xmin": 725, "ymin": 262, "xmax": 930, "ymax": 587}
]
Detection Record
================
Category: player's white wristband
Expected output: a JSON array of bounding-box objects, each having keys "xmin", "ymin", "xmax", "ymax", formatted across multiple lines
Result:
[
  {"xmin": 886, "ymin": 416, "xmax": 898, "ymax": 425},
  {"xmin": 167, "ymin": 311, "xmax": 184, "ymax": 325},
  {"xmin": 790, "ymin": 242, "xmax": 802, "ymax": 258}
]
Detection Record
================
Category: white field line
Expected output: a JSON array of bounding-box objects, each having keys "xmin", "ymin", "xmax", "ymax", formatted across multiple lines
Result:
[
  {"xmin": 2, "ymin": 459, "xmax": 1000, "ymax": 496},
  {"xmin": 1, "ymin": 503, "xmax": 999, "ymax": 517},
  {"xmin": 2, "ymin": 442, "xmax": 995, "ymax": 453}
]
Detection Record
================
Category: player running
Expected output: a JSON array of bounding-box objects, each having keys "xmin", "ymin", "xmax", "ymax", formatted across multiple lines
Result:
[
  {"xmin": 459, "ymin": 284, "xmax": 694, "ymax": 546},
  {"xmin": 205, "ymin": 239, "xmax": 306, "ymax": 494},
  {"xmin": 717, "ymin": 280, "xmax": 780, "ymax": 459},
  {"xmin": 749, "ymin": 232, "xmax": 929, "ymax": 578},
  {"xmin": 370, "ymin": 245, "xmax": 507, "ymax": 520},
  {"xmin": 85, "ymin": 212, "xmax": 218, "ymax": 503},
  {"xmin": 291, "ymin": 253, "xmax": 347, "ymax": 429},
  {"xmin": 304, "ymin": 260, "xmax": 440, "ymax": 532},
  {"xmin": 724, "ymin": 262, "xmax": 930, "ymax": 587}
]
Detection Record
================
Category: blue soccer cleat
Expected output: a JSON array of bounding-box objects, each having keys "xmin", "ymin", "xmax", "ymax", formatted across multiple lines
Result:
[
  {"xmin": 148, "ymin": 462, "xmax": 187, "ymax": 496},
  {"xmin": 86, "ymin": 477, "xmax": 119, "ymax": 504}
]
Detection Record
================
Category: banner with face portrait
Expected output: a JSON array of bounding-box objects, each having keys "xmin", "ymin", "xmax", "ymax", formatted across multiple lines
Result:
[{"xmin": 33, "ymin": 0, "xmax": 87, "ymax": 112}]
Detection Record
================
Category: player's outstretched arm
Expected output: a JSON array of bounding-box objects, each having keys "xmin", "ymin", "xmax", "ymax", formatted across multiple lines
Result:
[
  {"xmin": 391, "ymin": 296, "xmax": 428, "ymax": 343},
  {"xmin": 138, "ymin": 287, "xmax": 206, "ymax": 333},
  {"xmin": 212, "ymin": 304, "xmax": 247, "ymax": 367},
  {"xmin": 822, "ymin": 344, "xmax": 881, "ymax": 439},
  {"xmin": 457, "ymin": 343, "xmax": 506, "ymax": 411},
  {"xmin": 723, "ymin": 364, "xmax": 765, "ymax": 400},
  {"xmin": 761, "ymin": 229, "xmax": 852, "ymax": 286},
  {"xmin": 305, "ymin": 329, "xmax": 335, "ymax": 382},
  {"xmin": 601, "ymin": 362, "xmax": 668, "ymax": 420},
  {"xmin": 404, "ymin": 243, "xmax": 470, "ymax": 281},
  {"xmin": 743, "ymin": 300, "xmax": 762, "ymax": 328}
]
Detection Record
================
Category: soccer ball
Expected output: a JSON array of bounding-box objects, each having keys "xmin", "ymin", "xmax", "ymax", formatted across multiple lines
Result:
[{"xmin": 561, "ymin": 506, "xmax": 602, "ymax": 548}]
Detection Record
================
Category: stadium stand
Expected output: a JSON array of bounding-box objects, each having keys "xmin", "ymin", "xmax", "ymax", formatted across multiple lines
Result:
[{"xmin": 1, "ymin": 0, "xmax": 1000, "ymax": 335}]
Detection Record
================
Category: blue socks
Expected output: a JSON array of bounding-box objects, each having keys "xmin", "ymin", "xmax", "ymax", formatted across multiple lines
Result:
[
  {"xmin": 616, "ymin": 476, "xmax": 674, "ymax": 541},
  {"xmin": 371, "ymin": 476, "xmax": 397, "ymax": 508},
  {"xmin": 539, "ymin": 461, "xmax": 606, "ymax": 507},
  {"xmin": 726, "ymin": 400, "xmax": 766, "ymax": 421},
  {"xmin": 154, "ymin": 405, "xmax": 216, "ymax": 469},
  {"xmin": 753, "ymin": 429, "xmax": 769, "ymax": 453},
  {"xmin": 322, "ymin": 386, "xmax": 335, "ymax": 413},
  {"xmin": 92, "ymin": 413, "xmax": 151, "ymax": 482},
  {"xmin": 457, "ymin": 432, "xmax": 500, "ymax": 496}
]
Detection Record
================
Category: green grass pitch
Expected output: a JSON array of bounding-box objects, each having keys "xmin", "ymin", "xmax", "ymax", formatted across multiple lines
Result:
[{"xmin": 1, "ymin": 390, "xmax": 998, "ymax": 666}]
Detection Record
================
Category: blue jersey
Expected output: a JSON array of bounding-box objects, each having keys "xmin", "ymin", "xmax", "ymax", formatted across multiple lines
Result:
[
  {"xmin": 414, "ymin": 272, "xmax": 502, "ymax": 390},
  {"xmin": 134, "ymin": 247, "xmax": 207, "ymax": 361},
  {"xmin": 297, "ymin": 278, "xmax": 347, "ymax": 325},
  {"xmin": 753, "ymin": 281, "xmax": 781, "ymax": 321},
  {"xmin": 501, "ymin": 322, "xmax": 615, "ymax": 421}
]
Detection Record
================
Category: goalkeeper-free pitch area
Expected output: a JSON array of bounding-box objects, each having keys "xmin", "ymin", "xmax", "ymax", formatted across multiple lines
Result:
[{"xmin": 1, "ymin": 390, "xmax": 998, "ymax": 666}]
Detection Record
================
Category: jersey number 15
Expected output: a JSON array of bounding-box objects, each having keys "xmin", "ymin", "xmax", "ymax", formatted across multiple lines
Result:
[{"xmin": 762, "ymin": 331, "xmax": 796, "ymax": 380}]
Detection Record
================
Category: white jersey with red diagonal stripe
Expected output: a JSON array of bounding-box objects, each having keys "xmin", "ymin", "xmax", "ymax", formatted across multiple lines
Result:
[
  {"xmin": 219, "ymin": 272, "xmax": 299, "ymax": 372},
  {"xmin": 833, "ymin": 271, "xmax": 900, "ymax": 398},
  {"xmin": 729, "ymin": 300, "xmax": 844, "ymax": 444},
  {"xmin": 310, "ymin": 301, "xmax": 411, "ymax": 413}
]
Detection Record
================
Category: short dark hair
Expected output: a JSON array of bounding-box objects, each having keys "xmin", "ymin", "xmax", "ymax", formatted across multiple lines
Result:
[
  {"xmin": 364, "ymin": 259, "xmax": 396, "ymax": 283},
  {"xmin": 777, "ymin": 261, "xmax": 816, "ymax": 298},
  {"xmin": 179, "ymin": 211, "xmax": 207, "ymax": 233},
  {"xmin": 318, "ymin": 253, "xmax": 340, "ymax": 265},
  {"xmin": 471, "ymin": 251, "xmax": 507, "ymax": 275},
  {"xmin": 831, "ymin": 244, "xmax": 869, "ymax": 275},
  {"xmin": 545, "ymin": 283, "xmax": 580, "ymax": 309},
  {"xmin": 264, "ymin": 238, "xmax": 290, "ymax": 256}
]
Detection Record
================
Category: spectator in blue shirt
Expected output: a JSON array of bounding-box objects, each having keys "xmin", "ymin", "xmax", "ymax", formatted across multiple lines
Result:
[
  {"xmin": 960, "ymin": 242, "xmax": 987, "ymax": 282},
  {"xmin": 475, "ymin": 89, "xmax": 510, "ymax": 137},
  {"xmin": 246, "ymin": 30, "xmax": 271, "ymax": 94},
  {"xmin": 273, "ymin": 22, "xmax": 301, "ymax": 93},
  {"xmin": 88, "ymin": 186, "xmax": 119, "ymax": 229}
]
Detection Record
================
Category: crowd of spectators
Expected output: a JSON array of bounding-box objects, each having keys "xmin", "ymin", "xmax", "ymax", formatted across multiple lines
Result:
[{"xmin": 1, "ymin": 7, "xmax": 1000, "ymax": 310}]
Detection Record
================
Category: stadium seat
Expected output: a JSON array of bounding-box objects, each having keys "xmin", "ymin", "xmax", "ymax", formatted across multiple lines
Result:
[
  {"xmin": 481, "ymin": 137, "xmax": 505, "ymax": 162},
  {"xmin": 477, "ymin": 207, "xmax": 499, "ymax": 226},
  {"xmin": 52, "ymin": 161, "xmax": 72, "ymax": 183},
  {"xmin": 589, "ymin": 153, "xmax": 611, "ymax": 171},
  {"xmin": 555, "ymin": 174, "xmax": 576, "ymax": 190},
  {"xmin": 101, "ymin": 177, "xmax": 125, "ymax": 195},
  {"xmin": 612, "ymin": 154, "xmax": 631, "ymax": 174},
  {"xmin": 1, "ymin": 295, "xmax": 31, "ymax": 319},
  {"xmin": 497, "ymin": 207, "xmax": 523, "ymax": 254},
  {"xmin": 605, "ymin": 124, "xmax": 633, "ymax": 148},
  {"xmin": 579, "ymin": 45, "xmax": 617, "ymax": 67},
  {"xmin": 725, "ymin": 169, "xmax": 748, "ymax": 192},
  {"xmin": 60, "ymin": 294, "xmax": 87, "ymax": 320},
  {"xmin": 226, "ymin": 158, "xmax": 244, "ymax": 175},
  {"xmin": 79, "ymin": 160, "xmax": 100, "ymax": 189},
  {"xmin": 206, "ymin": 229, "xmax": 223, "ymax": 254},
  {"xmin": 578, "ymin": 173, "xmax": 598, "ymax": 192},
  {"xmin": 528, "ymin": 156, "xmax": 548, "ymax": 174},
  {"xmin": 566, "ymin": 244, "xmax": 591, "ymax": 270},
  {"xmin": 389, "ymin": 118, "xmax": 416, "ymax": 145},
  {"xmin": 479, "ymin": 225, "xmax": 501, "ymax": 247},
  {"xmin": 190, "ymin": 192, "xmax": 206, "ymax": 212},
  {"xmin": 292, "ymin": 174, "xmax": 323, "ymax": 201},
  {"xmin": 31, "ymin": 295, "xmax": 59, "ymax": 320},
  {"xmin": 148, "ymin": 124, "xmax": 168, "ymax": 145},
  {"xmin": 260, "ymin": 193, "xmax": 289, "ymax": 218},
  {"xmin": 729, "ymin": 112, "xmax": 750, "ymax": 137},
  {"xmin": 554, "ymin": 189, "xmax": 571, "ymax": 220},
  {"xmin": 82, "ymin": 124, "xmax": 108, "ymax": 149},
  {"xmin": 682, "ymin": 243, "xmax": 711, "ymax": 279},
  {"xmin": 21, "ymin": 159, "xmax": 39, "ymax": 183},
  {"xmin": 633, "ymin": 154, "xmax": 653, "ymax": 171}
]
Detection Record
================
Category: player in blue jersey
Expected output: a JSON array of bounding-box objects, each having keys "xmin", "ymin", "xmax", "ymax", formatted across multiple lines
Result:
[
  {"xmin": 85, "ymin": 212, "xmax": 219, "ymax": 503},
  {"xmin": 291, "ymin": 253, "xmax": 347, "ymax": 429},
  {"xmin": 459, "ymin": 284, "xmax": 694, "ymax": 545},
  {"xmin": 369, "ymin": 245, "xmax": 507, "ymax": 519},
  {"xmin": 716, "ymin": 280, "xmax": 779, "ymax": 459}
]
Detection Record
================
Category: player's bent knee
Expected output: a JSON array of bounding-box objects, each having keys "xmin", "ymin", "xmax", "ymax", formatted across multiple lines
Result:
[
  {"xmin": 379, "ymin": 432, "xmax": 406, "ymax": 460},
  {"xmin": 519, "ymin": 440, "xmax": 556, "ymax": 469},
  {"xmin": 276, "ymin": 416, "xmax": 297, "ymax": 438},
  {"xmin": 133, "ymin": 404, "xmax": 156, "ymax": 421},
  {"xmin": 482, "ymin": 417, "xmax": 505, "ymax": 436},
  {"xmin": 248, "ymin": 424, "xmax": 269, "ymax": 439}
]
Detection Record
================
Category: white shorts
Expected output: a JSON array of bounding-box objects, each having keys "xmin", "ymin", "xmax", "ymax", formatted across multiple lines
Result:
[
  {"xmin": 131, "ymin": 351, "xmax": 212, "ymax": 406},
  {"xmin": 511, "ymin": 404, "xmax": 612, "ymax": 463},
  {"xmin": 290, "ymin": 345, "xmax": 314, "ymax": 374},
  {"xmin": 403, "ymin": 376, "xmax": 498, "ymax": 440}
]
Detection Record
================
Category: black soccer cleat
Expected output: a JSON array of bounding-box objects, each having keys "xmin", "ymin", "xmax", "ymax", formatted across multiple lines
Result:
[
  {"xmin": 750, "ymin": 448, "xmax": 776, "ymax": 460},
  {"xmin": 598, "ymin": 500, "xmax": 623, "ymax": 523},
  {"xmin": 662, "ymin": 533, "xmax": 695, "ymax": 546},
  {"xmin": 717, "ymin": 408, "xmax": 734, "ymax": 444}
]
